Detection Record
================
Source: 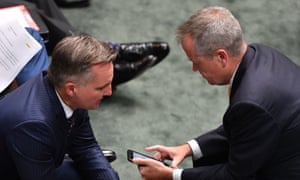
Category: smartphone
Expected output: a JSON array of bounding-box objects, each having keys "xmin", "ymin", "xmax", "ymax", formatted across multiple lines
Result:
[{"xmin": 127, "ymin": 149, "xmax": 169, "ymax": 166}]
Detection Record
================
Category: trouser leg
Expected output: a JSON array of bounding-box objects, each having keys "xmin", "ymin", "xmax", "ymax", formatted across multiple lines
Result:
[{"xmin": 57, "ymin": 159, "xmax": 82, "ymax": 180}]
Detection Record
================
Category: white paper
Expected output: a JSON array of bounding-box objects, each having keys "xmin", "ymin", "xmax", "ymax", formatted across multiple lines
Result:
[
  {"xmin": 0, "ymin": 18, "xmax": 42, "ymax": 92},
  {"xmin": 0, "ymin": 5, "xmax": 39, "ymax": 31}
]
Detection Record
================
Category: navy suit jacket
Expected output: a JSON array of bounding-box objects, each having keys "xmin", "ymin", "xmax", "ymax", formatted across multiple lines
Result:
[
  {"xmin": 183, "ymin": 44, "xmax": 300, "ymax": 180},
  {"xmin": 0, "ymin": 72, "xmax": 118, "ymax": 180}
]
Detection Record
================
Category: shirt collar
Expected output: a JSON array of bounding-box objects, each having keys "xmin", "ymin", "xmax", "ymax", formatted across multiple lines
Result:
[
  {"xmin": 229, "ymin": 61, "xmax": 241, "ymax": 86},
  {"xmin": 55, "ymin": 90, "xmax": 74, "ymax": 119}
]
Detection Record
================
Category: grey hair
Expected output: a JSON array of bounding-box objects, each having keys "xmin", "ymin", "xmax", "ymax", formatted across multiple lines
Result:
[
  {"xmin": 48, "ymin": 34, "xmax": 117, "ymax": 87},
  {"xmin": 177, "ymin": 6, "xmax": 245, "ymax": 57}
]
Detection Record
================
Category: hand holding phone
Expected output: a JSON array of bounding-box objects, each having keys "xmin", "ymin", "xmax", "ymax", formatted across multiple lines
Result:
[{"xmin": 127, "ymin": 149, "xmax": 169, "ymax": 166}]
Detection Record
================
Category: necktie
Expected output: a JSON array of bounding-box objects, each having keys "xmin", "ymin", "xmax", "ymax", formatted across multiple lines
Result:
[
  {"xmin": 228, "ymin": 86, "xmax": 232, "ymax": 98},
  {"xmin": 67, "ymin": 114, "xmax": 75, "ymax": 135}
]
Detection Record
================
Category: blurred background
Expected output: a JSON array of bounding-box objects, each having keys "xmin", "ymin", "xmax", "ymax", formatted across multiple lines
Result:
[{"xmin": 61, "ymin": 0, "xmax": 300, "ymax": 179}]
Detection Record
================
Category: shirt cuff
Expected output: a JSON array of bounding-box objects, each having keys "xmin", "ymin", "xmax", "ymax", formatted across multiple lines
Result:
[
  {"xmin": 173, "ymin": 169, "xmax": 183, "ymax": 180},
  {"xmin": 187, "ymin": 139, "xmax": 203, "ymax": 160}
]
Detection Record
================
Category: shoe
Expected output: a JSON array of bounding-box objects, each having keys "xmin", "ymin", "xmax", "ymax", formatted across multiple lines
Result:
[
  {"xmin": 116, "ymin": 42, "xmax": 170, "ymax": 66},
  {"xmin": 102, "ymin": 149, "xmax": 117, "ymax": 163},
  {"xmin": 54, "ymin": 0, "xmax": 90, "ymax": 8},
  {"xmin": 112, "ymin": 55, "xmax": 156, "ymax": 88}
]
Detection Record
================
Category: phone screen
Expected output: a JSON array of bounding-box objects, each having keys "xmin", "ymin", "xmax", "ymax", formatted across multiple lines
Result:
[
  {"xmin": 127, "ymin": 149, "xmax": 153, "ymax": 161},
  {"xmin": 132, "ymin": 151, "xmax": 153, "ymax": 160},
  {"xmin": 127, "ymin": 149, "xmax": 169, "ymax": 166}
]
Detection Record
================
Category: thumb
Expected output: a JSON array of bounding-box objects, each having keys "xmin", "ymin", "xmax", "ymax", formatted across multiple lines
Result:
[{"xmin": 170, "ymin": 157, "xmax": 182, "ymax": 168}]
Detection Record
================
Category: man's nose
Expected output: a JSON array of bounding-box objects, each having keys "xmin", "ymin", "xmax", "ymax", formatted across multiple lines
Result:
[
  {"xmin": 192, "ymin": 63, "xmax": 199, "ymax": 72},
  {"xmin": 103, "ymin": 84, "xmax": 112, "ymax": 96}
]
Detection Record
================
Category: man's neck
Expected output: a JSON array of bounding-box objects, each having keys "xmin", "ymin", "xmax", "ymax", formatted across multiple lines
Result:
[
  {"xmin": 228, "ymin": 42, "xmax": 248, "ymax": 85},
  {"xmin": 55, "ymin": 88, "xmax": 74, "ymax": 118}
]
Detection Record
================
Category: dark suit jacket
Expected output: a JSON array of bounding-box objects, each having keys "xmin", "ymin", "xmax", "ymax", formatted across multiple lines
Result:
[
  {"xmin": 183, "ymin": 44, "xmax": 300, "ymax": 180},
  {"xmin": 0, "ymin": 72, "xmax": 118, "ymax": 180}
]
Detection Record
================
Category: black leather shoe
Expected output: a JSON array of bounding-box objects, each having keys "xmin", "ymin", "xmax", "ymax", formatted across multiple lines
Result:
[
  {"xmin": 112, "ymin": 55, "xmax": 156, "ymax": 88},
  {"xmin": 54, "ymin": 0, "xmax": 90, "ymax": 8},
  {"xmin": 102, "ymin": 149, "xmax": 117, "ymax": 163},
  {"xmin": 116, "ymin": 42, "xmax": 170, "ymax": 66}
]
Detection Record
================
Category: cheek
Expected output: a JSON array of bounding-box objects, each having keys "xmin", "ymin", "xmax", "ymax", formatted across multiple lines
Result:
[
  {"xmin": 206, "ymin": 62, "xmax": 218, "ymax": 74},
  {"xmin": 79, "ymin": 89, "xmax": 99, "ymax": 101},
  {"xmin": 89, "ymin": 90, "xmax": 103, "ymax": 99}
]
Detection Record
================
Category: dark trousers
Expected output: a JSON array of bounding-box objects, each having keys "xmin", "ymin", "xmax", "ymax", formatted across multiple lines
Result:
[
  {"xmin": 57, "ymin": 158, "xmax": 119, "ymax": 180},
  {"xmin": 57, "ymin": 159, "xmax": 82, "ymax": 180}
]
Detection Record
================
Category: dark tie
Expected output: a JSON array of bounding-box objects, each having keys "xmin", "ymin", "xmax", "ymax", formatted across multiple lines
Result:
[{"xmin": 67, "ymin": 113, "xmax": 75, "ymax": 135}]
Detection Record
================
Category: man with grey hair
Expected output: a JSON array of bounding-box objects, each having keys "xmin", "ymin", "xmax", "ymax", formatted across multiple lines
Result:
[
  {"xmin": 133, "ymin": 6, "xmax": 300, "ymax": 180},
  {"xmin": 0, "ymin": 34, "xmax": 119, "ymax": 179}
]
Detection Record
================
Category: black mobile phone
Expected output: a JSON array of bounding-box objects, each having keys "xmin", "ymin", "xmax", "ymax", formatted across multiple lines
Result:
[{"xmin": 127, "ymin": 149, "xmax": 169, "ymax": 166}]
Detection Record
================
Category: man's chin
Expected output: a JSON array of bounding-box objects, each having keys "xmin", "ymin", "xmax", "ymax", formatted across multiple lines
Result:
[
  {"xmin": 88, "ymin": 103, "xmax": 100, "ymax": 110},
  {"xmin": 207, "ymin": 80, "xmax": 215, "ymax": 85}
]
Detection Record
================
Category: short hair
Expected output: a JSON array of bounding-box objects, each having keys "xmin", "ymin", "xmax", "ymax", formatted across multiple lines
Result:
[
  {"xmin": 177, "ymin": 6, "xmax": 245, "ymax": 57},
  {"xmin": 48, "ymin": 34, "xmax": 117, "ymax": 87}
]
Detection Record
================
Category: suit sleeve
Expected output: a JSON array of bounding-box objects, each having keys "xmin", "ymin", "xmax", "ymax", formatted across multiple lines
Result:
[
  {"xmin": 6, "ymin": 121, "xmax": 58, "ymax": 180},
  {"xmin": 183, "ymin": 103, "xmax": 279, "ymax": 180},
  {"xmin": 193, "ymin": 125, "xmax": 229, "ymax": 166},
  {"xmin": 68, "ymin": 111, "xmax": 119, "ymax": 180}
]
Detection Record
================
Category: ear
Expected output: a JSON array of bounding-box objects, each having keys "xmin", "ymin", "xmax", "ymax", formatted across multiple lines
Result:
[
  {"xmin": 64, "ymin": 81, "xmax": 76, "ymax": 97},
  {"xmin": 215, "ymin": 49, "xmax": 229, "ymax": 68}
]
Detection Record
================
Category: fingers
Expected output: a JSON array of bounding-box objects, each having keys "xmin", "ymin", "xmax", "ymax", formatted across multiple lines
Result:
[
  {"xmin": 133, "ymin": 157, "xmax": 164, "ymax": 167},
  {"xmin": 132, "ymin": 158, "xmax": 147, "ymax": 166},
  {"xmin": 145, "ymin": 144, "xmax": 165, "ymax": 152},
  {"xmin": 144, "ymin": 145, "xmax": 185, "ymax": 168},
  {"xmin": 144, "ymin": 145, "xmax": 164, "ymax": 160},
  {"xmin": 134, "ymin": 158, "xmax": 173, "ymax": 180},
  {"xmin": 170, "ymin": 159, "xmax": 180, "ymax": 169}
]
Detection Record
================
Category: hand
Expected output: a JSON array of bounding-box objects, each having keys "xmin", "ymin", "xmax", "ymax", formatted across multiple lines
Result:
[
  {"xmin": 145, "ymin": 144, "xmax": 192, "ymax": 168},
  {"xmin": 133, "ymin": 158, "xmax": 173, "ymax": 180}
]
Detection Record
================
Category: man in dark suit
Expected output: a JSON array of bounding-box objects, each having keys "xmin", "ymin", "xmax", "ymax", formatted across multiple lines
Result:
[
  {"xmin": 0, "ymin": 35, "xmax": 119, "ymax": 179},
  {"xmin": 132, "ymin": 6, "xmax": 300, "ymax": 180}
]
